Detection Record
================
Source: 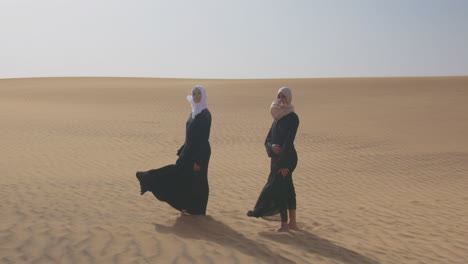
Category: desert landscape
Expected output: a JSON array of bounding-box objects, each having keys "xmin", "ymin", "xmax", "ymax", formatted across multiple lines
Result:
[{"xmin": 1, "ymin": 76, "xmax": 468, "ymax": 263}]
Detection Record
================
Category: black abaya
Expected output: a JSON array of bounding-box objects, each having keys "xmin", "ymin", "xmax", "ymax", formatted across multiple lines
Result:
[
  {"xmin": 136, "ymin": 109, "xmax": 211, "ymax": 215},
  {"xmin": 247, "ymin": 112, "xmax": 299, "ymax": 219}
]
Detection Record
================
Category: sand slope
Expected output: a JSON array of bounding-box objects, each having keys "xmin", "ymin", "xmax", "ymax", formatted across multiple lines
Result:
[{"xmin": 1, "ymin": 77, "xmax": 468, "ymax": 263}]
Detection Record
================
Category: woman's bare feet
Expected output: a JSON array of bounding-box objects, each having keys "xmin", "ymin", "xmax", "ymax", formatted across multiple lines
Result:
[
  {"xmin": 276, "ymin": 222, "xmax": 289, "ymax": 232},
  {"xmin": 288, "ymin": 210, "xmax": 299, "ymax": 230},
  {"xmin": 288, "ymin": 223, "xmax": 300, "ymax": 231}
]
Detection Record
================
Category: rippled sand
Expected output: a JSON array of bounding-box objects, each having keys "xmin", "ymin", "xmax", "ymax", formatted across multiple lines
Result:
[{"xmin": 1, "ymin": 77, "xmax": 468, "ymax": 263}]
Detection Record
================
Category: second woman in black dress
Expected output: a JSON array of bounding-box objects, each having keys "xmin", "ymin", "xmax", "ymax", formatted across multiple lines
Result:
[
  {"xmin": 136, "ymin": 85, "xmax": 211, "ymax": 215},
  {"xmin": 247, "ymin": 87, "xmax": 300, "ymax": 232}
]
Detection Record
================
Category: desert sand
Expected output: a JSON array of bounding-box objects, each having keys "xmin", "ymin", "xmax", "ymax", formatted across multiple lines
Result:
[{"xmin": 1, "ymin": 76, "xmax": 468, "ymax": 263}]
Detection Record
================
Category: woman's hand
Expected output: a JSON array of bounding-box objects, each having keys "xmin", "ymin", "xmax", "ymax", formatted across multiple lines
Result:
[
  {"xmin": 278, "ymin": 168, "xmax": 289, "ymax": 177},
  {"xmin": 194, "ymin": 163, "xmax": 201, "ymax": 172},
  {"xmin": 272, "ymin": 144, "xmax": 282, "ymax": 154}
]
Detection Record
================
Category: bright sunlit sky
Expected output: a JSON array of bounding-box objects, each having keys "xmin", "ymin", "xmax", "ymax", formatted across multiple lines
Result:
[{"xmin": 1, "ymin": 0, "xmax": 468, "ymax": 79}]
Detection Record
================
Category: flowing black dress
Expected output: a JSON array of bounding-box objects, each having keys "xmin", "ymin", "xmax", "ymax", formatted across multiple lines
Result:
[
  {"xmin": 136, "ymin": 109, "xmax": 211, "ymax": 215},
  {"xmin": 247, "ymin": 112, "xmax": 299, "ymax": 219}
]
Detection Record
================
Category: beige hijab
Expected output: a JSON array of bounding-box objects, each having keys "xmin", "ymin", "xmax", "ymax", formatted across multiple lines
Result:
[{"xmin": 270, "ymin": 87, "xmax": 295, "ymax": 120}]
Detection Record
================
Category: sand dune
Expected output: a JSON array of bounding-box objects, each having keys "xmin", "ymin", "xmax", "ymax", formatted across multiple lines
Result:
[{"xmin": 1, "ymin": 76, "xmax": 468, "ymax": 263}]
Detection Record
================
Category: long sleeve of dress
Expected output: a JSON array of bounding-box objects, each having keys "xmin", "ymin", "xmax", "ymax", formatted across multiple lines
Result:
[
  {"xmin": 177, "ymin": 120, "xmax": 200, "ymax": 164},
  {"xmin": 264, "ymin": 128, "xmax": 274, "ymax": 157},
  {"xmin": 277, "ymin": 115, "xmax": 299, "ymax": 168},
  {"xmin": 176, "ymin": 110, "xmax": 211, "ymax": 165},
  {"xmin": 191, "ymin": 116, "xmax": 211, "ymax": 164}
]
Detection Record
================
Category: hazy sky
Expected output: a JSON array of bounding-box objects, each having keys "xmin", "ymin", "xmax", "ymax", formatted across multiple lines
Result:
[{"xmin": 1, "ymin": 0, "xmax": 467, "ymax": 79}]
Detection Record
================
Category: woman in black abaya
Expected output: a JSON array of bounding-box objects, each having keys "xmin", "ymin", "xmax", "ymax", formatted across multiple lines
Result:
[
  {"xmin": 136, "ymin": 85, "xmax": 211, "ymax": 215},
  {"xmin": 247, "ymin": 87, "xmax": 300, "ymax": 232}
]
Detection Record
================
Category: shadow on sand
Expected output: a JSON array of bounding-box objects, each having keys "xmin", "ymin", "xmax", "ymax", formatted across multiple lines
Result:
[
  {"xmin": 259, "ymin": 230, "xmax": 379, "ymax": 264},
  {"xmin": 154, "ymin": 215, "xmax": 294, "ymax": 264}
]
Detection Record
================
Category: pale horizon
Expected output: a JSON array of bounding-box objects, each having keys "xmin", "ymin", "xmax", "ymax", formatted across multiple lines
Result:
[{"xmin": 2, "ymin": 0, "xmax": 468, "ymax": 79}]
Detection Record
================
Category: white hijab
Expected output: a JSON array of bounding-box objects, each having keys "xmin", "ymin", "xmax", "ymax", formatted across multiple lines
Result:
[
  {"xmin": 270, "ymin": 87, "xmax": 295, "ymax": 120},
  {"xmin": 187, "ymin": 85, "xmax": 208, "ymax": 119}
]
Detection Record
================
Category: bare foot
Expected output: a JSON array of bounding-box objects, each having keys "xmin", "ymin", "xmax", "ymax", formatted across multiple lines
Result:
[
  {"xmin": 180, "ymin": 209, "xmax": 187, "ymax": 216},
  {"xmin": 288, "ymin": 223, "xmax": 300, "ymax": 231},
  {"xmin": 275, "ymin": 226, "xmax": 289, "ymax": 232}
]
